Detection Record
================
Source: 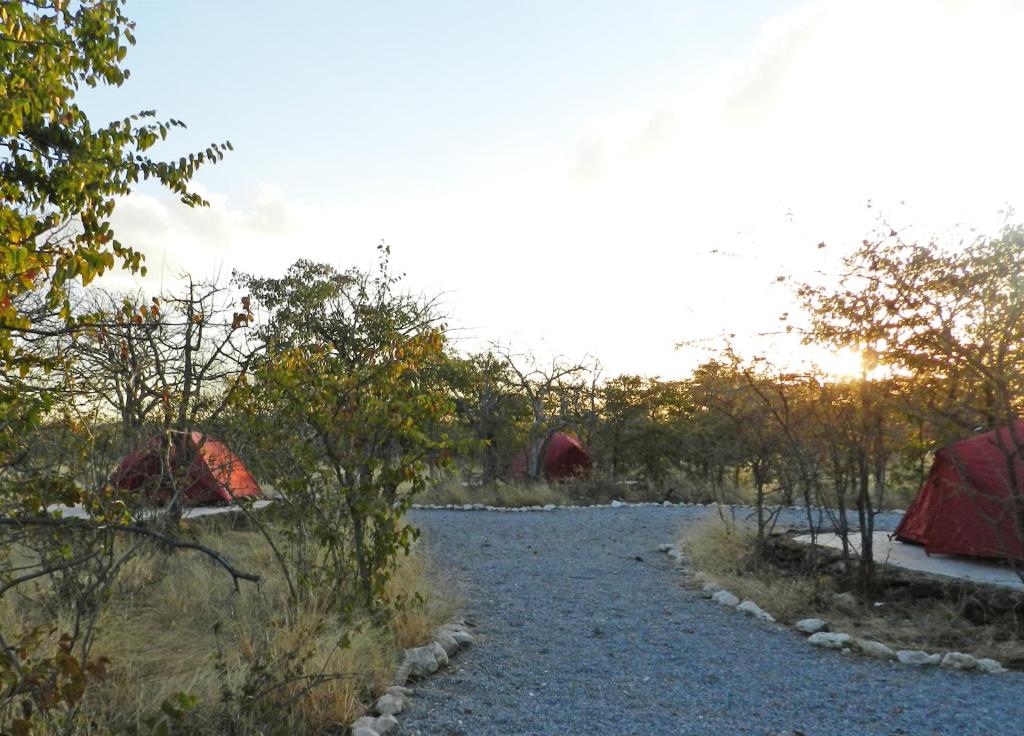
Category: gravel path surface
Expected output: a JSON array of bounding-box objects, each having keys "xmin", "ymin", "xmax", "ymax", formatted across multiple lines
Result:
[{"xmin": 399, "ymin": 506, "xmax": 1024, "ymax": 736}]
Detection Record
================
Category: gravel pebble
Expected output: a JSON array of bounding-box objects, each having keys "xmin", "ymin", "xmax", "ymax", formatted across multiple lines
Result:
[{"xmin": 397, "ymin": 506, "xmax": 1021, "ymax": 735}]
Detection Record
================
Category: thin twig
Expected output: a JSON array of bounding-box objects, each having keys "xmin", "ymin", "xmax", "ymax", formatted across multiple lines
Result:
[{"xmin": 0, "ymin": 516, "xmax": 261, "ymax": 588}]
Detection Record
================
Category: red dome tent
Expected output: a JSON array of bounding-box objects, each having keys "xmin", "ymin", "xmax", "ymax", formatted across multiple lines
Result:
[
  {"xmin": 512, "ymin": 432, "xmax": 593, "ymax": 480},
  {"xmin": 894, "ymin": 422, "xmax": 1024, "ymax": 561},
  {"xmin": 113, "ymin": 432, "xmax": 262, "ymax": 505}
]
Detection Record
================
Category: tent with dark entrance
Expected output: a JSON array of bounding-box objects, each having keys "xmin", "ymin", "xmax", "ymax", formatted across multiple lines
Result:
[
  {"xmin": 113, "ymin": 432, "xmax": 262, "ymax": 505},
  {"xmin": 511, "ymin": 432, "xmax": 593, "ymax": 480},
  {"xmin": 894, "ymin": 422, "xmax": 1024, "ymax": 561}
]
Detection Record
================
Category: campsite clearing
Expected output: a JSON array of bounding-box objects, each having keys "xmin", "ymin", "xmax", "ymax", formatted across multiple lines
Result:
[{"xmin": 396, "ymin": 505, "xmax": 1023, "ymax": 736}]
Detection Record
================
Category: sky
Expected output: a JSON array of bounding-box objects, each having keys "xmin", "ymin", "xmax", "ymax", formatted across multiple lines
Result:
[{"xmin": 87, "ymin": 0, "xmax": 1024, "ymax": 379}]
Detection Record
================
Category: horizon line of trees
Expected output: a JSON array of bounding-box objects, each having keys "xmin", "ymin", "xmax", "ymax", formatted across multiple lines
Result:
[{"xmin": 15, "ymin": 223, "xmax": 1020, "ymax": 596}]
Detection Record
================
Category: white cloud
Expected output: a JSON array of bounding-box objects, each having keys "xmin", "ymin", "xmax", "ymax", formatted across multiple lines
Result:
[{"xmin": 105, "ymin": 0, "xmax": 1024, "ymax": 377}]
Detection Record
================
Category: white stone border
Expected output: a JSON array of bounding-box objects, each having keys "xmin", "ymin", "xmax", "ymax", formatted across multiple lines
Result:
[
  {"xmin": 410, "ymin": 500, "xmax": 906, "ymax": 513},
  {"xmin": 658, "ymin": 545, "xmax": 1009, "ymax": 675},
  {"xmin": 348, "ymin": 618, "xmax": 477, "ymax": 736},
  {"xmin": 410, "ymin": 500, "xmax": 683, "ymax": 511}
]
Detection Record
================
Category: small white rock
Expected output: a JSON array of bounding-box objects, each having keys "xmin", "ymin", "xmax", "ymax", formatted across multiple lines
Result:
[
  {"xmin": 450, "ymin": 629, "xmax": 475, "ymax": 647},
  {"xmin": 736, "ymin": 600, "xmax": 776, "ymax": 623},
  {"xmin": 976, "ymin": 658, "xmax": 1007, "ymax": 674},
  {"xmin": 351, "ymin": 716, "xmax": 379, "ymax": 735},
  {"xmin": 543, "ymin": 504, "xmax": 556, "ymax": 511},
  {"xmin": 429, "ymin": 641, "xmax": 449, "ymax": 667},
  {"xmin": 375, "ymin": 693, "xmax": 405, "ymax": 716},
  {"xmin": 392, "ymin": 663, "xmax": 411, "ymax": 685},
  {"xmin": 701, "ymin": 582, "xmax": 723, "ymax": 599},
  {"xmin": 402, "ymin": 646, "xmax": 439, "ymax": 678},
  {"xmin": 941, "ymin": 652, "xmax": 978, "ymax": 671},
  {"xmin": 711, "ymin": 590, "xmax": 740, "ymax": 607},
  {"xmin": 853, "ymin": 639, "xmax": 896, "ymax": 660},
  {"xmin": 386, "ymin": 685, "xmax": 413, "ymax": 699},
  {"xmin": 896, "ymin": 650, "xmax": 941, "ymax": 666},
  {"xmin": 374, "ymin": 713, "xmax": 399, "ymax": 735},
  {"xmin": 808, "ymin": 632, "xmax": 851, "ymax": 650},
  {"xmin": 657, "ymin": 543, "xmax": 673, "ymax": 553},
  {"xmin": 795, "ymin": 618, "xmax": 829, "ymax": 635},
  {"xmin": 433, "ymin": 629, "xmax": 460, "ymax": 656}
]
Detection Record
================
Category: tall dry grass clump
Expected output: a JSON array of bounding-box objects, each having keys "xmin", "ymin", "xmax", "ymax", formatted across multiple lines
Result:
[
  {"xmin": 679, "ymin": 516, "xmax": 1024, "ymax": 667},
  {"xmin": 680, "ymin": 517, "xmax": 825, "ymax": 621},
  {"xmin": 1, "ymin": 519, "xmax": 454, "ymax": 736}
]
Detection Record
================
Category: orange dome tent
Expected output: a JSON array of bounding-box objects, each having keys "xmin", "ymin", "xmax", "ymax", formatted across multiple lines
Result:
[
  {"xmin": 894, "ymin": 422, "xmax": 1024, "ymax": 561},
  {"xmin": 113, "ymin": 432, "xmax": 262, "ymax": 505}
]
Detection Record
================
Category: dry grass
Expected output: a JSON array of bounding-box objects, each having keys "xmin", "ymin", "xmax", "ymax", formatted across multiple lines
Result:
[
  {"xmin": 831, "ymin": 600, "xmax": 1024, "ymax": 665},
  {"xmin": 2, "ymin": 519, "xmax": 455, "ymax": 735},
  {"xmin": 420, "ymin": 475, "xmax": 722, "ymax": 507},
  {"xmin": 681, "ymin": 518, "xmax": 829, "ymax": 621},
  {"xmin": 680, "ymin": 516, "xmax": 1024, "ymax": 666},
  {"xmin": 388, "ymin": 547, "xmax": 460, "ymax": 650},
  {"xmin": 419, "ymin": 478, "xmax": 571, "ymax": 508}
]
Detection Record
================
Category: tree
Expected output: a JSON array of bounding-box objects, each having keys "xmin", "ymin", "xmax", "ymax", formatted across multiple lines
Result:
[
  {"xmin": 447, "ymin": 353, "xmax": 529, "ymax": 485},
  {"xmin": 0, "ymin": 4, "xmax": 238, "ymax": 730},
  {"xmin": 492, "ymin": 346, "xmax": 595, "ymax": 480},
  {"xmin": 687, "ymin": 357, "xmax": 788, "ymax": 554},
  {"xmin": 234, "ymin": 254, "xmax": 454, "ymax": 612},
  {"xmin": 798, "ymin": 226, "xmax": 1024, "ymax": 434},
  {"xmin": 593, "ymin": 375, "xmax": 688, "ymax": 493},
  {"xmin": 799, "ymin": 225, "xmax": 1024, "ymax": 583},
  {"xmin": 594, "ymin": 375, "xmax": 650, "ymax": 481},
  {"xmin": 0, "ymin": 0, "xmax": 230, "ymax": 349},
  {"xmin": 47, "ymin": 279, "xmax": 259, "ymax": 522},
  {"xmin": 0, "ymin": 0, "xmax": 232, "ymax": 500}
]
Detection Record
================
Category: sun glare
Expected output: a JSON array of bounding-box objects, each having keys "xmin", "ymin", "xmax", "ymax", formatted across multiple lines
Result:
[{"xmin": 808, "ymin": 346, "xmax": 867, "ymax": 380}]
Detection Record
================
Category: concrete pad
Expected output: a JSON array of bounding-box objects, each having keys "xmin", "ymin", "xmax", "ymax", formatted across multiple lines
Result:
[
  {"xmin": 45, "ymin": 500, "xmax": 273, "ymax": 520},
  {"xmin": 794, "ymin": 531, "xmax": 1023, "ymax": 591}
]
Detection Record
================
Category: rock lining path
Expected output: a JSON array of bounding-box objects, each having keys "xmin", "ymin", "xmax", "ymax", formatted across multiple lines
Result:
[{"xmin": 398, "ymin": 506, "xmax": 1023, "ymax": 736}]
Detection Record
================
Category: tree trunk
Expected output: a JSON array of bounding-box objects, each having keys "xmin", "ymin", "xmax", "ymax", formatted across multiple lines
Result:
[
  {"xmin": 856, "ymin": 451, "xmax": 874, "ymax": 596},
  {"xmin": 528, "ymin": 438, "xmax": 544, "ymax": 480},
  {"xmin": 482, "ymin": 434, "xmax": 498, "ymax": 484}
]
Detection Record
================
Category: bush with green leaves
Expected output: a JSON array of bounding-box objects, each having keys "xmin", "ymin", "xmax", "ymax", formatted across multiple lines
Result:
[{"xmin": 234, "ymin": 252, "xmax": 457, "ymax": 613}]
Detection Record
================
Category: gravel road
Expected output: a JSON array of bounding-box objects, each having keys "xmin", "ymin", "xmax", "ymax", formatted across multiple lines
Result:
[{"xmin": 398, "ymin": 505, "xmax": 1024, "ymax": 736}]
